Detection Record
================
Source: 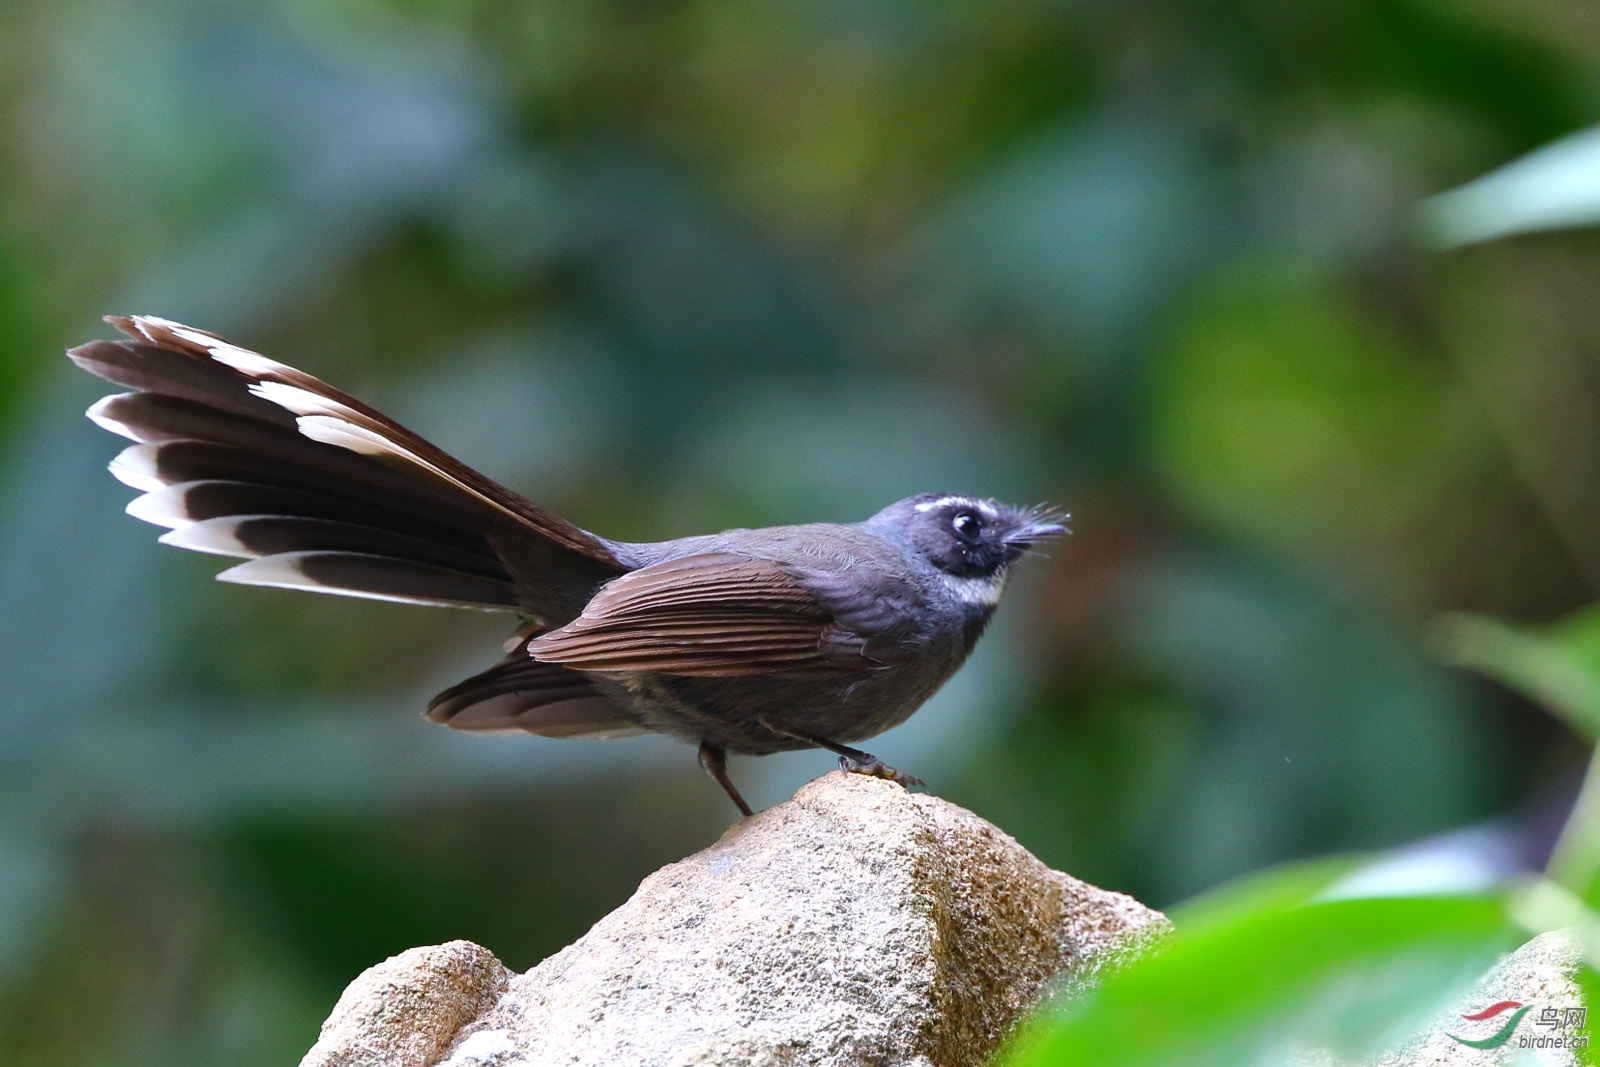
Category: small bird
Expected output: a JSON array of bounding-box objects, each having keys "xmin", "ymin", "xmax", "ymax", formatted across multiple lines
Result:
[{"xmin": 69, "ymin": 316, "xmax": 1066, "ymax": 815}]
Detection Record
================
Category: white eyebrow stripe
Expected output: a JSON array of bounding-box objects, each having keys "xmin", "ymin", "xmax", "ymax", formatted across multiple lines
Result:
[{"xmin": 914, "ymin": 495, "xmax": 993, "ymax": 513}]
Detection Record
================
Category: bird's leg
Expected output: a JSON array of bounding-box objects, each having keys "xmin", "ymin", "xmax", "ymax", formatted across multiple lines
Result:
[
  {"xmin": 698, "ymin": 741, "xmax": 753, "ymax": 817},
  {"xmin": 756, "ymin": 719, "xmax": 924, "ymax": 789}
]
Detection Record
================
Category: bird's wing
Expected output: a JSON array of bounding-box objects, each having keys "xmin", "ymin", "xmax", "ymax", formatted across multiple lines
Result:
[{"xmin": 526, "ymin": 551, "xmax": 913, "ymax": 676}]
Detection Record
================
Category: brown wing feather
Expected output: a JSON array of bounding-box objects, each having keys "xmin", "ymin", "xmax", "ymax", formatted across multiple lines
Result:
[{"xmin": 526, "ymin": 552, "xmax": 843, "ymax": 677}]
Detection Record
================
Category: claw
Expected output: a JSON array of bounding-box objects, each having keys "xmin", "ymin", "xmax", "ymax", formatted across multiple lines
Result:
[{"xmin": 838, "ymin": 755, "xmax": 923, "ymax": 789}]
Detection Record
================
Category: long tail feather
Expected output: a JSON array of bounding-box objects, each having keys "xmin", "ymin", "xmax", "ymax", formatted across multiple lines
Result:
[
  {"xmin": 217, "ymin": 551, "xmax": 521, "ymax": 610},
  {"xmin": 105, "ymin": 316, "xmax": 612, "ymax": 557},
  {"xmin": 71, "ymin": 316, "xmax": 628, "ymax": 615},
  {"xmin": 159, "ymin": 515, "xmax": 509, "ymax": 575}
]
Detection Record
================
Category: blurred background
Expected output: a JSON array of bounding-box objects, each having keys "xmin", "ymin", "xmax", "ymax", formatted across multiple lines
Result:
[{"xmin": 4, "ymin": 0, "xmax": 1600, "ymax": 1062}]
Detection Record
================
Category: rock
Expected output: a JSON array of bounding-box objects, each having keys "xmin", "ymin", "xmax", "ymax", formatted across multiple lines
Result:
[
  {"xmin": 301, "ymin": 771, "xmax": 1170, "ymax": 1067},
  {"xmin": 300, "ymin": 941, "xmax": 511, "ymax": 1067}
]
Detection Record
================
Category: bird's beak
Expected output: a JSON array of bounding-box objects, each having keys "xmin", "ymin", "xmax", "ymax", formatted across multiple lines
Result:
[{"xmin": 1005, "ymin": 509, "xmax": 1070, "ymax": 549}]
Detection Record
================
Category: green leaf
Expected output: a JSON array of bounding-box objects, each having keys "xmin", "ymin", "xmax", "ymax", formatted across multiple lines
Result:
[
  {"xmin": 1002, "ymin": 884, "xmax": 1518, "ymax": 1067},
  {"xmin": 1164, "ymin": 854, "xmax": 1363, "ymax": 935},
  {"xmin": 1430, "ymin": 607, "xmax": 1600, "ymax": 900},
  {"xmin": 1577, "ymin": 965, "xmax": 1600, "ymax": 1067},
  {"xmin": 1431, "ymin": 608, "xmax": 1600, "ymax": 740}
]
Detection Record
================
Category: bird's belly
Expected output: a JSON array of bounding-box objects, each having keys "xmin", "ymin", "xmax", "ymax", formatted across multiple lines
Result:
[{"xmin": 586, "ymin": 665, "xmax": 950, "ymax": 756}]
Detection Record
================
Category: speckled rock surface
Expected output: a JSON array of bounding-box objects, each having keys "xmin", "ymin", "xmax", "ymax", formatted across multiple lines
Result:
[
  {"xmin": 299, "ymin": 940, "xmax": 511, "ymax": 1067},
  {"xmin": 301, "ymin": 771, "xmax": 1169, "ymax": 1067}
]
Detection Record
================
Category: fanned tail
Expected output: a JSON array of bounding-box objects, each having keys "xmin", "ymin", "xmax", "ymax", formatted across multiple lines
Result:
[{"xmin": 70, "ymin": 315, "xmax": 627, "ymax": 614}]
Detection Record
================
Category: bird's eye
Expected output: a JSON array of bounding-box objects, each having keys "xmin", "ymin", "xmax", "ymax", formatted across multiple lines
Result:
[{"xmin": 951, "ymin": 510, "xmax": 983, "ymax": 544}]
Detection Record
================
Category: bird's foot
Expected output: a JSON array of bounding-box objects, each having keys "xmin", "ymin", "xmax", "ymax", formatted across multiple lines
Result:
[
  {"xmin": 699, "ymin": 741, "xmax": 754, "ymax": 817},
  {"xmin": 754, "ymin": 717, "xmax": 924, "ymax": 790},
  {"xmin": 838, "ymin": 754, "xmax": 923, "ymax": 789}
]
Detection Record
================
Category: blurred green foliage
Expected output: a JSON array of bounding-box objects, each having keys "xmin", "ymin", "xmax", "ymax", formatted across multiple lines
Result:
[
  {"xmin": 1006, "ymin": 597, "xmax": 1600, "ymax": 1065},
  {"xmin": 4, "ymin": 0, "xmax": 1600, "ymax": 1062},
  {"xmin": 1007, "ymin": 879, "xmax": 1524, "ymax": 1066}
]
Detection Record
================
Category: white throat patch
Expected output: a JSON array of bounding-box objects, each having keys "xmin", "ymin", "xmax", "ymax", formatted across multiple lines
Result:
[{"xmin": 939, "ymin": 568, "xmax": 1007, "ymax": 608}]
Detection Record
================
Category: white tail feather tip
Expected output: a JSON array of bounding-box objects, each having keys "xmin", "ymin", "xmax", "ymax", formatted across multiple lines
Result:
[
  {"xmin": 158, "ymin": 517, "xmax": 259, "ymax": 558},
  {"xmin": 126, "ymin": 488, "xmax": 196, "ymax": 529},
  {"xmin": 86, "ymin": 394, "xmax": 141, "ymax": 441},
  {"xmin": 108, "ymin": 444, "xmax": 167, "ymax": 493}
]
